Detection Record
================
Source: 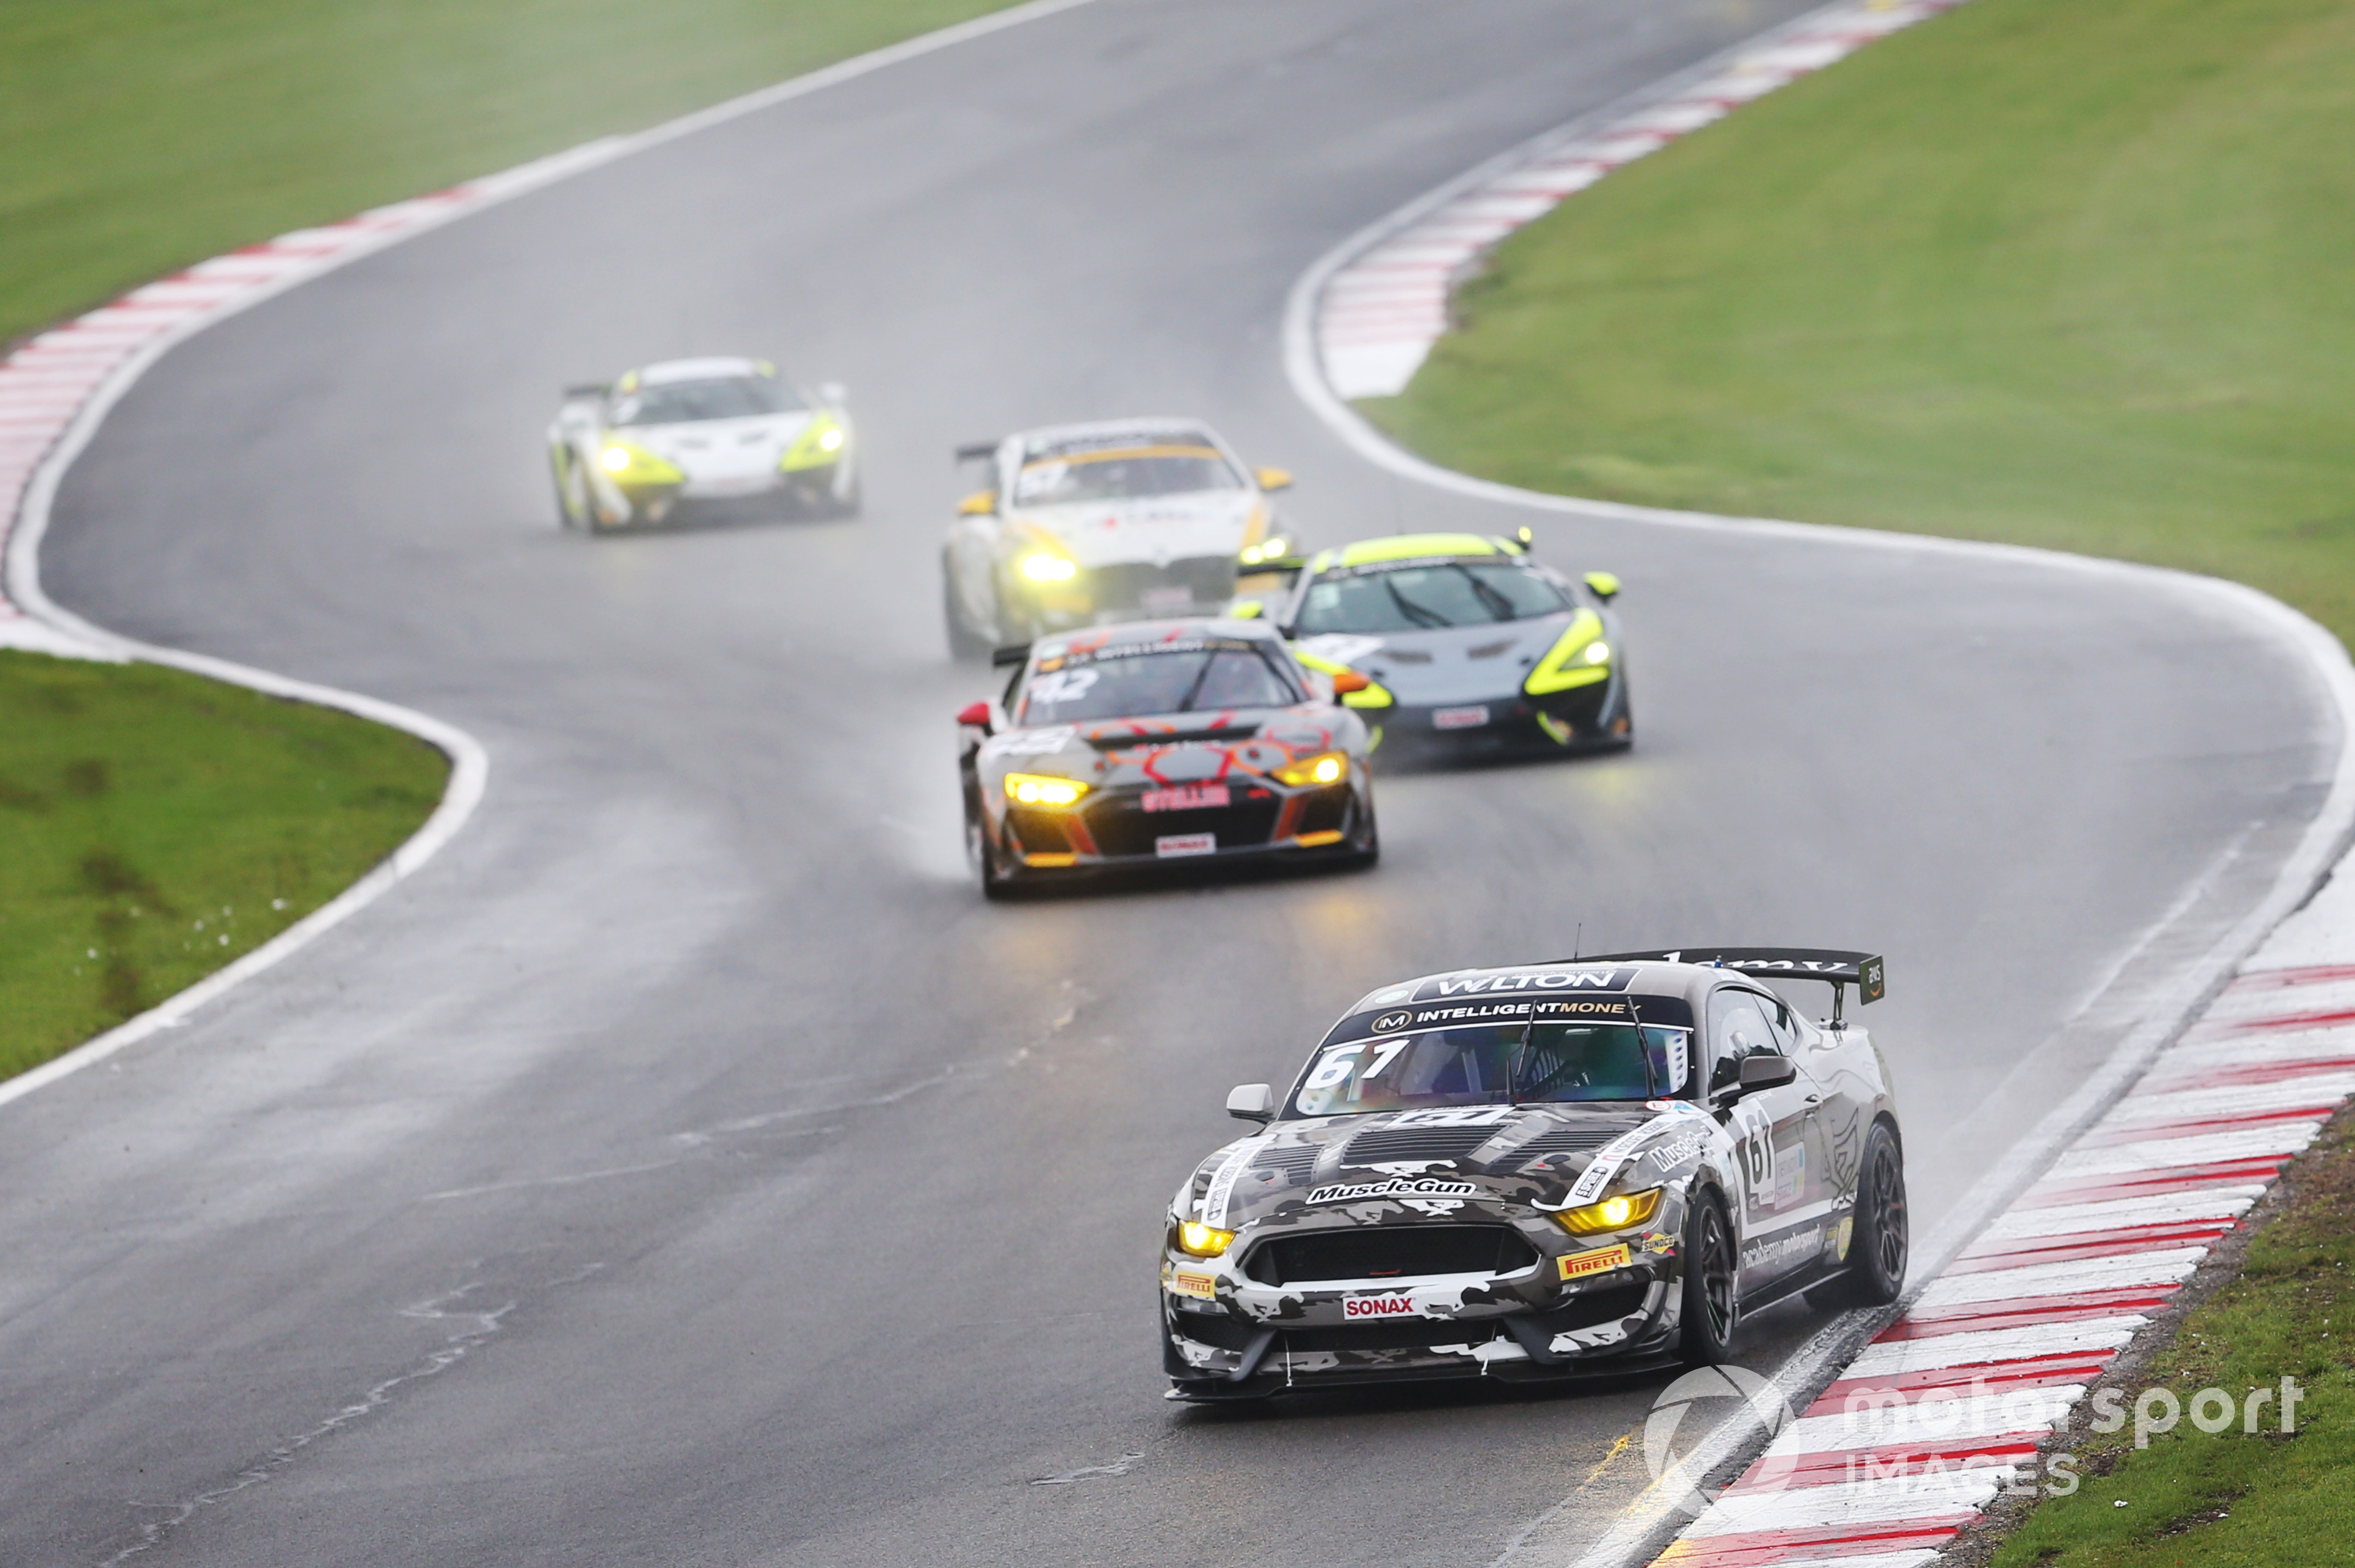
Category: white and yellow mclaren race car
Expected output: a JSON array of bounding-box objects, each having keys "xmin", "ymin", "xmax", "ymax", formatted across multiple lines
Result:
[
  {"xmin": 548, "ymin": 357, "xmax": 857, "ymax": 531},
  {"xmin": 940, "ymin": 418, "xmax": 1294, "ymax": 658}
]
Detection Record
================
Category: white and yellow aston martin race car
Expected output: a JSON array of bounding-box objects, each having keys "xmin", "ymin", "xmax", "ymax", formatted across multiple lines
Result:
[{"xmin": 548, "ymin": 357, "xmax": 857, "ymax": 531}]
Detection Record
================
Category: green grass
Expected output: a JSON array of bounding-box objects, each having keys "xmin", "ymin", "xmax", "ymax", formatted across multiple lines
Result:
[
  {"xmin": 0, "ymin": 652, "xmax": 448, "ymax": 1080},
  {"xmin": 1365, "ymin": 0, "xmax": 2355, "ymax": 649},
  {"xmin": 1986, "ymin": 1116, "xmax": 2355, "ymax": 1566},
  {"xmin": 0, "ymin": 0, "xmax": 1026, "ymax": 1079},
  {"xmin": 0, "ymin": 0, "xmax": 1024, "ymax": 348}
]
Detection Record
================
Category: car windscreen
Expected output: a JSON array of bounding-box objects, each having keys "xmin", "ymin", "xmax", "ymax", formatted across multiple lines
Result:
[
  {"xmin": 1015, "ymin": 641, "xmax": 1302, "ymax": 725},
  {"xmin": 611, "ymin": 376, "xmax": 803, "ymax": 426},
  {"xmin": 1285, "ymin": 1021, "xmax": 1679, "ymax": 1118},
  {"xmin": 1293, "ymin": 560, "xmax": 1568, "ymax": 634},
  {"xmin": 1012, "ymin": 446, "xmax": 1243, "ymax": 506}
]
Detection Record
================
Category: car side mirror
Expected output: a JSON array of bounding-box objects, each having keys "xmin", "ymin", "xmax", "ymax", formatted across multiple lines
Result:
[
  {"xmin": 1254, "ymin": 466, "xmax": 1294, "ymax": 493},
  {"xmin": 1584, "ymin": 570, "xmax": 1621, "ymax": 602},
  {"xmin": 1738, "ymin": 1054, "xmax": 1797, "ymax": 1092},
  {"xmin": 817, "ymin": 381, "xmax": 847, "ymax": 406},
  {"xmin": 1226, "ymin": 1083, "xmax": 1276, "ymax": 1122},
  {"xmin": 959, "ymin": 490, "xmax": 997, "ymax": 517},
  {"xmin": 1329, "ymin": 669, "xmax": 1371, "ymax": 695},
  {"xmin": 956, "ymin": 701, "xmax": 993, "ymax": 732}
]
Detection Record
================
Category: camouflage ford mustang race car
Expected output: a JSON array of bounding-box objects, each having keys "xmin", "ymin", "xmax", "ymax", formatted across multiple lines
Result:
[
  {"xmin": 1161, "ymin": 950, "xmax": 1904, "ymax": 1398},
  {"xmin": 956, "ymin": 618, "xmax": 1378, "ymax": 897},
  {"xmin": 548, "ymin": 356, "xmax": 856, "ymax": 530},
  {"xmin": 1246, "ymin": 532, "xmax": 1631, "ymax": 757}
]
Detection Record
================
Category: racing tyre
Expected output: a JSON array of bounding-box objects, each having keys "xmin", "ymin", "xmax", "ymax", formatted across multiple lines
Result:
[
  {"xmin": 973, "ymin": 816, "xmax": 1020, "ymax": 902},
  {"xmin": 1814, "ymin": 1123, "xmax": 1908, "ymax": 1308},
  {"xmin": 1677, "ymin": 1190, "xmax": 1739, "ymax": 1365},
  {"xmin": 551, "ymin": 452, "xmax": 587, "ymax": 531}
]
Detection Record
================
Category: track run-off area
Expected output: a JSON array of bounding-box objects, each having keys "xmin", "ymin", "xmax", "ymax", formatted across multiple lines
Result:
[{"xmin": 3, "ymin": 3, "xmax": 2347, "ymax": 1566}]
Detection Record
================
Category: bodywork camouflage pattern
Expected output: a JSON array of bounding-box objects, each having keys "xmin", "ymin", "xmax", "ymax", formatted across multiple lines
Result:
[{"xmin": 1161, "ymin": 959, "xmax": 1900, "ymax": 1398}]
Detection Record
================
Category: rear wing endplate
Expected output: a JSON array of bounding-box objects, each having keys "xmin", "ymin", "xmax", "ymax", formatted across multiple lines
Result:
[{"xmin": 1579, "ymin": 947, "xmax": 1886, "ymax": 1021}]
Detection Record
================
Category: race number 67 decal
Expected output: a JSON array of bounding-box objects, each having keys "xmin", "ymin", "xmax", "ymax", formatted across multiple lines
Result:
[
  {"xmin": 1734, "ymin": 1101, "xmax": 1775, "ymax": 1207},
  {"xmin": 1305, "ymin": 1043, "xmax": 1365, "ymax": 1091}
]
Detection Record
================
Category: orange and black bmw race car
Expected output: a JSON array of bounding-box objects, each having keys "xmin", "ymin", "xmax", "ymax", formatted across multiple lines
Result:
[{"xmin": 956, "ymin": 618, "xmax": 1378, "ymax": 897}]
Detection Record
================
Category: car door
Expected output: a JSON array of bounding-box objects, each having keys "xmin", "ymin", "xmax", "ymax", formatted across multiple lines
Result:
[{"xmin": 1707, "ymin": 986, "xmax": 1826, "ymax": 1292}]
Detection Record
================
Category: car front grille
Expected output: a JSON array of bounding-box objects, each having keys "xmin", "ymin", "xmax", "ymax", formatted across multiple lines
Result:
[
  {"xmin": 1243, "ymin": 1224, "xmax": 1540, "ymax": 1286},
  {"xmin": 1082, "ymin": 792, "xmax": 1282, "ymax": 857}
]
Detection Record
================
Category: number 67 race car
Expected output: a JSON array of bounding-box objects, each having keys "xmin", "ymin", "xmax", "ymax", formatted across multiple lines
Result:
[{"xmin": 1161, "ymin": 949, "xmax": 1905, "ymax": 1399}]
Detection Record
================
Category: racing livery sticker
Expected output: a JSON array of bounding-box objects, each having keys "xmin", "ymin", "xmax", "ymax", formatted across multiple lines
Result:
[
  {"xmin": 1558, "ymin": 1243, "xmax": 1633, "ymax": 1281},
  {"xmin": 1411, "ymin": 969, "xmax": 1638, "ymax": 1001},
  {"xmin": 1343, "ymin": 1293, "xmax": 1420, "ymax": 1320},
  {"xmin": 1306, "ymin": 1175, "xmax": 1478, "ymax": 1205},
  {"xmin": 1201, "ymin": 1143, "xmax": 1257, "ymax": 1228},
  {"xmin": 1167, "ymin": 1267, "xmax": 1218, "ymax": 1301}
]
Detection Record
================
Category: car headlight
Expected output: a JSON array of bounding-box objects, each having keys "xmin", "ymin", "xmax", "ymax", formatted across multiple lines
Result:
[
  {"xmin": 1240, "ymin": 536, "xmax": 1289, "ymax": 566},
  {"xmin": 597, "ymin": 441, "xmax": 683, "ymax": 483},
  {"xmin": 1273, "ymin": 751, "xmax": 1348, "ymax": 787},
  {"xmin": 1551, "ymin": 1187, "xmax": 1663, "ymax": 1236},
  {"xmin": 1005, "ymin": 772, "xmax": 1089, "ymax": 807},
  {"xmin": 1583, "ymin": 640, "xmax": 1610, "ymax": 665},
  {"xmin": 1019, "ymin": 552, "xmax": 1078, "ymax": 583},
  {"xmin": 1176, "ymin": 1219, "xmax": 1235, "ymax": 1257},
  {"xmin": 818, "ymin": 427, "xmax": 844, "ymax": 452}
]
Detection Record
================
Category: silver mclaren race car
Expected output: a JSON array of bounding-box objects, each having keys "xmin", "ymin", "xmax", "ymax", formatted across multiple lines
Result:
[
  {"xmin": 548, "ymin": 356, "xmax": 857, "ymax": 531},
  {"xmin": 940, "ymin": 418, "xmax": 1294, "ymax": 657},
  {"xmin": 1162, "ymin": 949, "xmax": 1905, "ymax": 1399}
]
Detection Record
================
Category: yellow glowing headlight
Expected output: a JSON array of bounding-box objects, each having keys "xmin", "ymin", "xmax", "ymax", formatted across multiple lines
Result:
[
  {"xmin": 1019, "ymin": 552, "xmax": 1078, "ymax": 583},
  {"xmin": 1239, "ymin": 536, "xmax": 1289, "ymax": 566},
  {"xmin": 1005, "ymin": 772, "xmax": 1089, "ymax": 807},
  {"xmin": 817, "ymin": 427, "xmax": 844, "ymax": 452},
  {"xmin": 599, "ymin": 445, "xmax": 633, "ymax": 473},
  {"xmin": 1552, "ymin": 1187, "xmax": 1664, "ymax": 1236},
  {"xmin": 1273, "ymin": 751, "xmax": 1348, "ymax": 787},
  {"xmin": 1583, "ymin": 640, "xmax": 1611, "ymax": 665},
  {"xmin": 1177, "ymin": 1220, "xmax": 1235, "ymax": 1257}
]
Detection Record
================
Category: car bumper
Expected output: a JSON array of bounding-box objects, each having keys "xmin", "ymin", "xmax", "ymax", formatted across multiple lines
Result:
[
  {"xmin": 1160, "ymin": 1258, "xmax": 1681, "ymax": 1398},
  {"xmin": 1368, "ymin": 672, "xmax": 1629, "ymax": 755},
  {"xmin": 996, "ymin": 781, "xmax": 1368, "ymax": 874}
]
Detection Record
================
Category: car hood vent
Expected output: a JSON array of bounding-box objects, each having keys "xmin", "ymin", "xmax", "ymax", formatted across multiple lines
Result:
[{"xmin": 1338, "ymin": 1122, "xmax": 1501, "ymax": 1168}]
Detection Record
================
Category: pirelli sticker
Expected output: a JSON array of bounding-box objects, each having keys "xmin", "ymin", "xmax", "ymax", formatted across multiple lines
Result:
[
  {"xmin": 1558, "ymin": 1243, "xmax": 1633, "ymax": 1283},
  {"xmin": 1166, "ymin": 1267, "xmax": 1219, "ymax": 1301}
]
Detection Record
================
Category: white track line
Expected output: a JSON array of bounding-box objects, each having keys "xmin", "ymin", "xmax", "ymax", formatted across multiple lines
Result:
[
  {"xmin": 0, "ymin": 0, "xmax": 1101, "ymax": 1109},
  {"xmin": 1275, "ymin": 3, "xmax": 2355, "ymax": 1564}
]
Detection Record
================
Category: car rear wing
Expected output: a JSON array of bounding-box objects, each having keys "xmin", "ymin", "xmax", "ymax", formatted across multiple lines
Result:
[
  {"xmin": 1579, "ymin": 948, "xmax": 1886, "ymax": 1022},
  {"xmin": 991, "ymin": 643, "xmax": 1031, "ymax": 668},
  {"xmin": 955, "ymin": 441, "xmax": 999, "ymax": 464},
  {"xmin": 562, "ymin": 382, "xmax": 610, "ymax": 401}
]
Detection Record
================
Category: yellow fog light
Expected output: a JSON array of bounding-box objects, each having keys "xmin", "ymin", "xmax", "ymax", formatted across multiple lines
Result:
[
  {"xmin": 1583, "ymin": 640, "xmax": 1610, "ymax": 665},
  {"xmin": 1274, "ymin": 751, "xmax": 1348, "ymax": 787},
  {"xmin": 599, "ymin": 446, "xmax": 632, "ymax": 473},
  {"xmin": 1019, "ymin": 552, "xmax": 1077, "ymax": 583},
  {"xmin": 1005, "ymin": 772, "xmax": 1089, "ymax": 807},
  {"xmin": 1552, "ymin": 1187, "xmax": 1663, "ymax": 1235},
  {"xmin": 818, "ymin": 427, "xmax": 844, "ymax": 452},
  {"xmin": 1177, "ymin": 1220, "xmax": 1235, "ymax": 1258}
]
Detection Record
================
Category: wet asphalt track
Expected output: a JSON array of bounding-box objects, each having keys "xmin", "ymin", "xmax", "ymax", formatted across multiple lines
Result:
[{"xmin": 7, "ymin": 1, "xmax": 2345, "ymax": 1564}]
